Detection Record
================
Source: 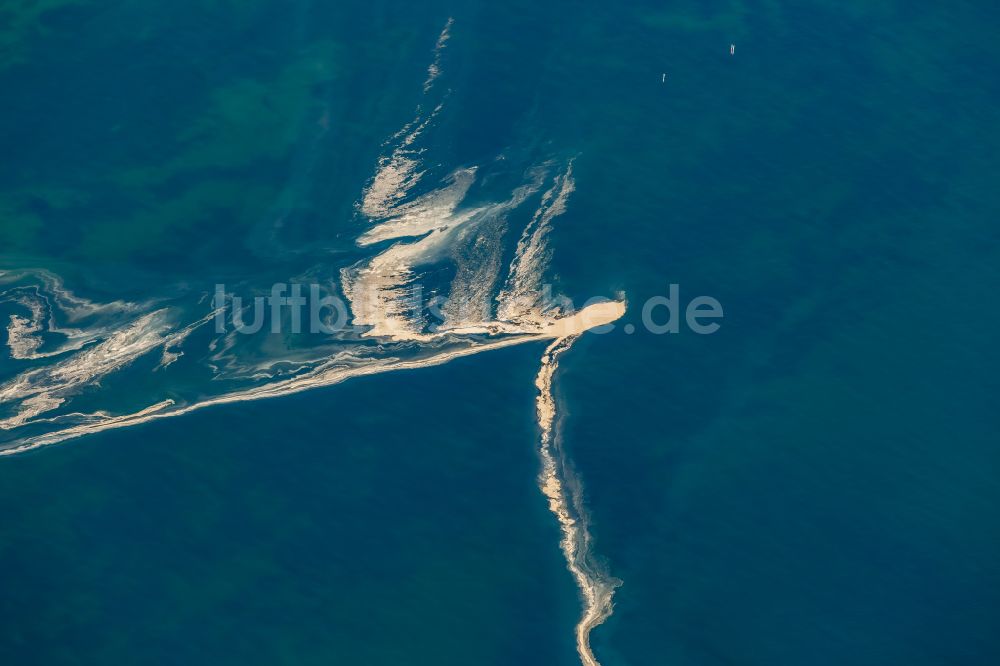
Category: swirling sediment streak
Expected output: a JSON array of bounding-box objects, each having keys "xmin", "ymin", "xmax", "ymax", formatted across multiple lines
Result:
[
  {"xmin": 0, "ymin": 301, "xmax": 625, "ymax": 456},
  {"xmin": 535, "ymin": 323, "xmax": 623, "ymax": 666}
]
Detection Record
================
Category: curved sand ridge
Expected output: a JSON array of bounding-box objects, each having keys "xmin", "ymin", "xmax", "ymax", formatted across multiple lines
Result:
[{"xmin": 534, "ymin": 300, "xmax": 625, "ymax": 666}]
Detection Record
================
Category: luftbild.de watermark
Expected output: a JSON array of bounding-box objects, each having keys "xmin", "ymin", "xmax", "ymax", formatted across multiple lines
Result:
[{"xmin": 212, "ymin": 283, "xmax": 723, "ymax": 336}]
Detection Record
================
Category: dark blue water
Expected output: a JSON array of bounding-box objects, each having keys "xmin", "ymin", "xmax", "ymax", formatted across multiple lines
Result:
[{"xmin": 2, "ymin": 1, "xmax": 999, "ymax": 665}]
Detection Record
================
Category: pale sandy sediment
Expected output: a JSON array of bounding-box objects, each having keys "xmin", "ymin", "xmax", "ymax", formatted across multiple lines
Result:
[
  {"xmin": 534, "ymin": 301, "xmax": 625, "ymax": 666},
  {"xmin": 0, "ymin": 301, "xmax": 624, "ymax": 456}
]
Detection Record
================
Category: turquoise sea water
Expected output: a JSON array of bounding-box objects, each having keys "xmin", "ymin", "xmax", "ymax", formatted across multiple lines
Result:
[{"xmin": 2, "ymin": 1, "xmax": 999, "ymax": 665}]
